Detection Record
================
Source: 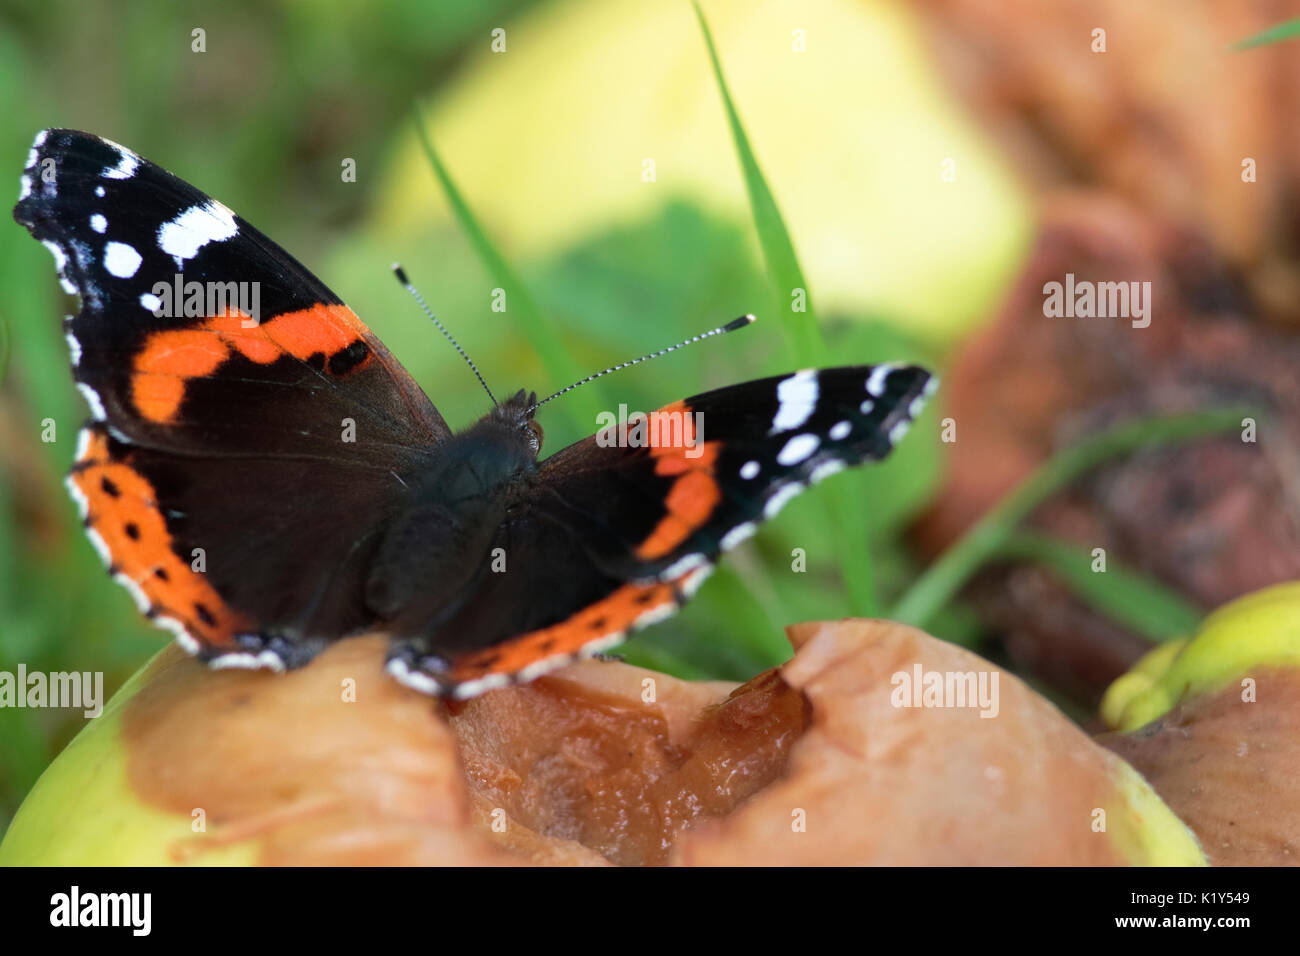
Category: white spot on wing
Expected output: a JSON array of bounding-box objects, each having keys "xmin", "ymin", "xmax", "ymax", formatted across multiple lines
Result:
[
  {"xmin": 103, "ymin": 241, "xmax": 142, "ymax": 278},
  {"xmin": 866, "ymin": 364, "xmax": 896, "ymax": 398},
  {"xmin": 139, "ymin": 292, "xmax": 162, "ymax": 313},
  {"xmin": 157, "ymin": 615, "xmax": 202, "ymax": 655},
  {"xmin": 777, "ymin": 433, "xmax": 820, "ymax": 466},
  {"xmin": 829, "ymin": 420, "xmax": 852, "ymax": 441},
  {"xmin": 38, "ymin": 240, "xmax": 80, "ymax": 295},
  {"xmin": 450, "ymin": 672, "xmax": 511, "ymax": 700},
  {"xmin": 770, "ymin": 369, "xmax": 818, "ymax": 434},
  {"xmin": 632, "ymin": 600, "xmax": 677, "ymax": 630},
  {"xmin": 578, "ymin": 632, "xmax": 631, "ymax": 658},
  {"xmin": 508, "ymin": 660, "xmax": 547, "ymax": 685},
  {"xmin": 90, "ymin": 213, "xmax": 107, "ymax": 233},
  {"xmin": 102, "ymin": 148, "xmax": 140, "ymax": 180},
  {"xmin": 663, "ymin": 553, "xmax": 708, "ymax": 579},
  {"xmin": 740, "ymin": 460, "xmax": 760, "ymax": 480},
  {"xmin": 21, "ymin": 132, "xmax": 47, "ymax": 196},
  {"xmin": 810, "ymin": 459, "xmax": 846, "ymax": 483},
  {"xmin": 678, "ymin": 564, "xmax": 713, "ymax": 598},
  {"xmin": 113, "ymin": 571, "xmax": 152, "ymax": 614},
  {"xmin": 721, "ymin": 521, "xmax": 757, "ymax": 550},
  {"xmin": 41, "ymin": 239, "xmax": 68, "ymax": 273},
  {"xmin": 65, "ymin": 475, "xmax": 112, "ymax": 567},
  {"xmin": 386, "ymin": 658, "xmax": 441, "ymax": 695},
  {"xmin": 65, "ymin": 332, "xmax": 82, "ymax": 366},
  {"xmin": 64, "ymin": 473, "xmax": 90, "ymax": 520},
  {"xmin": 209, "ymin": 650, "xmax": 287, "ymax": 673},
  {"xmin": 157, "ymin": 201, "xmax": 239, "ymax": 266},
  {"xmin": 763, "ymin": 482, "xmax": 805, "ymax": 519},
  {"xmin": 77, "ymin": 383, "xmax": 106, "ymax": 419},
  {"xmin": 84, "ymin": 525, "xmax": 113, "ymax": 567}
]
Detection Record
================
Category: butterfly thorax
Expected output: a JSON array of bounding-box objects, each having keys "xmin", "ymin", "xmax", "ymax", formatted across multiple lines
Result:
[
  {"xmin": 363, "ymin": 389, "xmax": 542, "ymax": 632},
  {"xmin": 422, "ymin": 388, "xmax": 542, "ymax": 502}
]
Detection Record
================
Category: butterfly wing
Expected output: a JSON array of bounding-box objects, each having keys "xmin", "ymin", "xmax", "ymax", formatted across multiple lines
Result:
[
  {"xmin": 387, "ymin": 364, "xmax": 934, "ymax": 697},
  {"xmin": 16, "ymin": 129, "xmax": 448, "ymax": 666}
]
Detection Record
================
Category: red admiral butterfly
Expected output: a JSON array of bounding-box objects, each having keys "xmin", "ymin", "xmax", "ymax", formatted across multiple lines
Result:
[{"xmin": 15, "ymin": 129, "xmax": 935, "ymax": 698}]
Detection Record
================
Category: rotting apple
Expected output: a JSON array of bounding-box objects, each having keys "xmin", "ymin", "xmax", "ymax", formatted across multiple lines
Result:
[{"xmin": 1, "ymin": 620, "xmax": 1203, "ymax": 865}]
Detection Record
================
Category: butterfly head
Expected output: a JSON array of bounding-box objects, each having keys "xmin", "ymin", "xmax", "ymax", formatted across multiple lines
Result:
[
  {"xmin": 486, "ymin": 388, "xmax": 544, "ymax": 458},
  {"xmin": 439, "ymin": 389, "xmax": 543, "ymax": 496}
]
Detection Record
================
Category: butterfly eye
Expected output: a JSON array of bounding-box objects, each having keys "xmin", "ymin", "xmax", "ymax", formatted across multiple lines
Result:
[{"xmin": 524, "ymin": 419, "xmax": 543, "ymax": 453}]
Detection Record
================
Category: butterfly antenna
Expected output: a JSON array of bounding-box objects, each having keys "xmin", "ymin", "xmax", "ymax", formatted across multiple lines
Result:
[
  {"xmin": 393, "ymin": 264, "xmax": 497, "ymax": 406},
  {"xmin": 527, "ymin": 314, "xmax": 755, "ymax": 415}
]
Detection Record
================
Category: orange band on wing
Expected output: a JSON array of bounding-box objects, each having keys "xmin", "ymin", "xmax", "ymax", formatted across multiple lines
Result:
[
  {"xmin": 131, "ymin": 304, "xmax": 374, "ymax": 423},
  {"xmin": 71, "ymin": 430, "xmax": 250, "ymax": 649},
  {"xmin": 634, "ymin": 400, "xmax": 721, "ymax": 560},
  {"xmin": 443, "ymin": 570, "xmax": 700, "ymax": 687}
]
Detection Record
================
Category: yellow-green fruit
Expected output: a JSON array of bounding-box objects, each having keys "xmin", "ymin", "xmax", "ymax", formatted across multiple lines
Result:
[
  {"xmin": 1102, "ymin": 581, "xmax": 1300, "ymax": 733},
  {"xmin": 0, "ymin": 654, "xmax": 256, "ymax": 866},
  {"xmin": 1098, "ymin": 581, "xmax": 1300, "ymax": 865}
]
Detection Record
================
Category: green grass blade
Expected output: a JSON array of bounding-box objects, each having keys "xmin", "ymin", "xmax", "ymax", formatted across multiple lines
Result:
[
  {"xmin": 691, "ymin": 1, "xmax": 825, "ymax": 366},
  {"xmin": 891, "ymin": 407, "xmax": 1255, "ymax": 629},
  {"xmin": 693, "ymin": 1, "xmax": 880, "ymax": 615},
  {"xmin": 1233, "ymin": 17, "xmax": 1300, "ymax": 49},
  {"xmin": 411, "ymin": 106, "xmax": 598, "ymax": 427},
  {"xmin": 994, "ymin": 530, "xmax": 1202, "ymax": 642}
]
